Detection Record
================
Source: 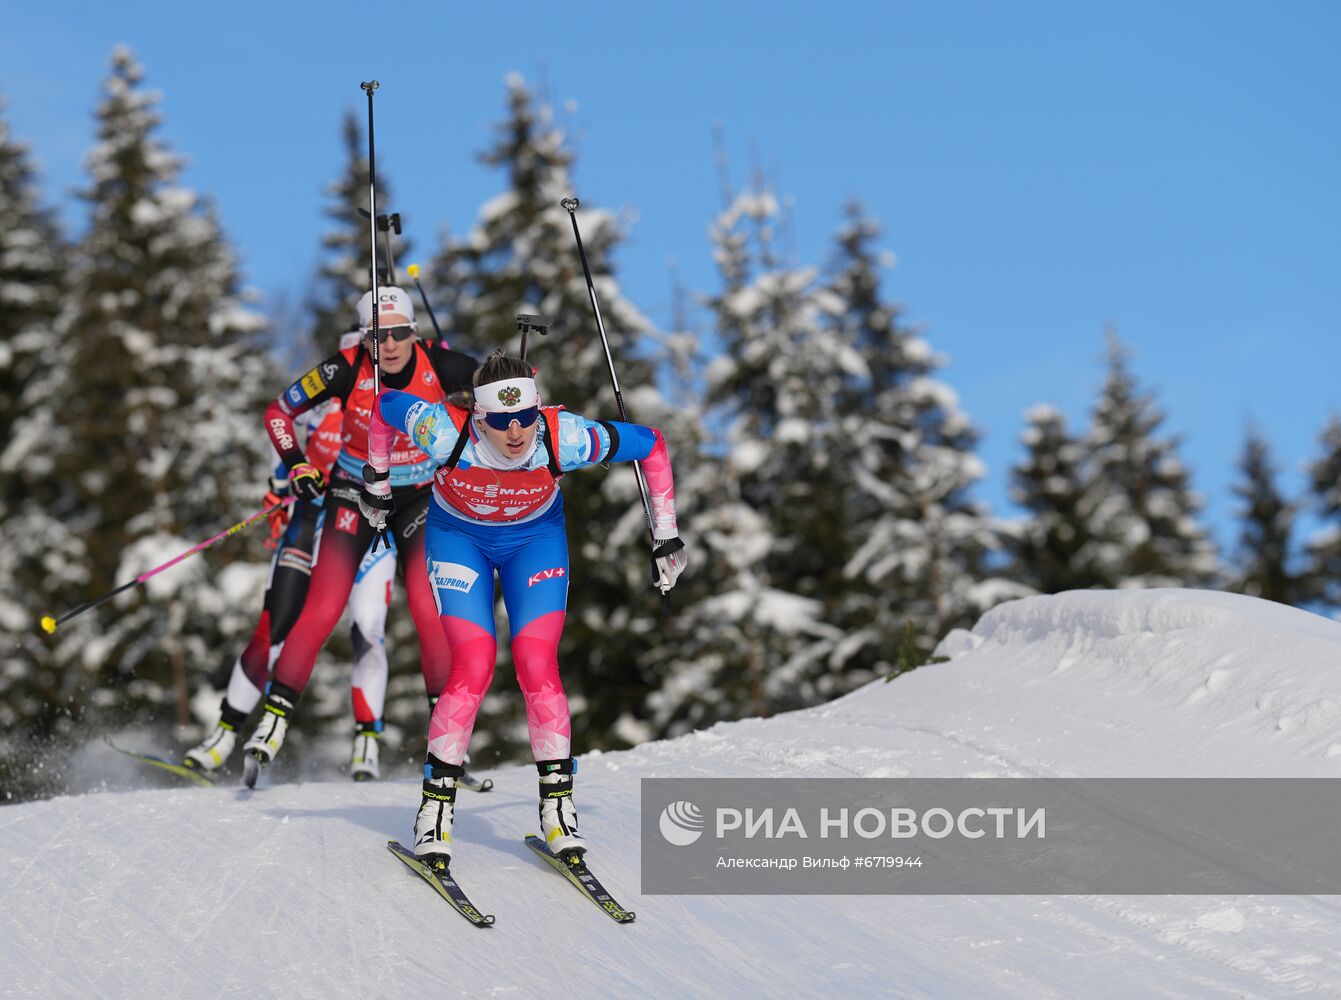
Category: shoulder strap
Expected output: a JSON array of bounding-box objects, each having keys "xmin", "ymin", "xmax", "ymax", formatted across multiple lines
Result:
[
  {"xmin": 338, "ymin": 345, "xmax": 368, "ymax": 408},
  {"xmin": 542, "ymin": 407, "xmax": 564, "ymax": 480},
  {"xmin": 442, "ymin": 405, "xmax": 471, "ymax": 473}
]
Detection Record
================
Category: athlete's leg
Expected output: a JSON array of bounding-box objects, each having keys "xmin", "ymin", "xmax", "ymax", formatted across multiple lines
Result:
[
  {"xmin": 266, "ymin": 498, "xmax": 322, "ymax": 644},
  {"xmin": 349, "ymin": 539, "xmax": 395, "ymax": 725},
  {"xmin": 389, "ymin": 492, "xmax": 454, "ymax": 699},
  {"xmin": 271, "ymin": 479, "xmax": 374, "ymax": 694},
  {"xmin": 211, "ymin": 498, "xmax": 322, "ymax": 724},
  {"xmin": 498, "ymin": 520, "xmax": 571, "ymax": 762},
  {"xmin": 187, "ymin": 500, "xmax": 320, "ymax": 771},
  {"xmin": 422, "ymin": 522, "xmax": 497, "ymax": 767}
]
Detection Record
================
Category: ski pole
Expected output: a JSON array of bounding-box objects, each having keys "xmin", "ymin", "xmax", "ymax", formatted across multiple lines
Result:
[
  {"xmin": 39, "ymin": 497, "xmax": 297, "ymax": 634},
  {"xmin": 360, "ymin": 80, "xmax": 382, "ymax": 398},
  {"xmin": 559, "ymin": 196, "xmax": 671, "ymax": 613},
  {"xmin": 360, "ymin": 79, "xmax": 392, "ymax": 553},
  {"xmin": 405, "ymin": 263, "xmax": 445, "ymax": 342}
]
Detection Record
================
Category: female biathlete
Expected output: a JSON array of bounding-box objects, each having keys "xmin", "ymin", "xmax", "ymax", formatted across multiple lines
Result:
[
  {"xmin": 240, "ymin": 287, "xmax": 477, "ymax": 785},
  {"xmin": 358, "ymin": 353, "xmax": 687, "ymax": 866},
  {"xmin": 184, "ymin": 331, "xmax": 396, "ymax": 781}
]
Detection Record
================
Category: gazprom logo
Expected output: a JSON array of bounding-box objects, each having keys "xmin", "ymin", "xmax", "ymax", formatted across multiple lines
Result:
[
  {"xmin": 431, "ymin": 561, "xmax": 478, "ymax": 594},
  {"xmin": 659, "ymin": 800, "xmax": 705, "ymax": 846}
]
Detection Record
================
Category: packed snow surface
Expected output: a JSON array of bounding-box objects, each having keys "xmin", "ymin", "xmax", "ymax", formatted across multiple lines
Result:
[{"xmin": 5, "ymin": 589, "xmax": 1340, "ymax": 998}]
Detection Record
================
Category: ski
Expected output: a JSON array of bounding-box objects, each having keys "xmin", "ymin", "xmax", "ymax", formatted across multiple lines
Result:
[
  {"xmin": 104, "ymin": 735, "xmax": 216, "ymax": 789},
  {"xmin": 387, "ymin": 841, "xmax": 495, "ymax": 927},
  {"xmin": 524, "ymin": 834, "xmax": 637, "ymax": 924},
  {"xmin": 459, "ymin": 771, "xmax": 494, "ymax": 793}
]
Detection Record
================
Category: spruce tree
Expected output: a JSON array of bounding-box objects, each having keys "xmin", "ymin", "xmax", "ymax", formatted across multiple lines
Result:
[
  {"xmin": 427, "ymin": 74, "xmax": 662, "ymax": 759},
  {"xmin": 833, "ymin": 203, "xmax": 1011, "ymax": 663},
  {"xmin": 694, "ymin": 184, "xmax": 855, "ymax": 715},
  {"xmin": 1008, "ymin": 404, "xmax": 1103, "ymax": 593},
  {"xmin": 2, "ymin": 47, "xmax": 272, "ymax": 774},
  {"xmin": 1084, "ymin": 333, "xmax": 1218, "ymax": 588},
  {"xmin": 0, "ymin": 100, "xmax": 70, "ymax": 783},
  {"xmin": 1301, "ymin": 415, "xmax": 1341, "ymax": 611},
  {"xmin": 0, "ymin": 100, "xmax": 63, "ymax": 449},
  {"xmin": 1230, "ymin": 425, "xmax": 1299, "ymax": 604}
]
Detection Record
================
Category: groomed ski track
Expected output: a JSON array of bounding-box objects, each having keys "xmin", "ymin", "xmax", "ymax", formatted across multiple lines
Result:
[{"xmin": 4, "ymin": 588, "xmax": 1341, "ymax": 998}]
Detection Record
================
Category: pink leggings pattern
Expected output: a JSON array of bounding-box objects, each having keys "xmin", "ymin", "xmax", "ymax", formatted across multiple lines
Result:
[{"xmin": 427, "ymin": 609, "xmax": 569, "ymax": 765}]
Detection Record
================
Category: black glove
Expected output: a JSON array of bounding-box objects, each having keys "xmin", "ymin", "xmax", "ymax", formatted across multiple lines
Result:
[
  {"xmin": 289, "ymin": 462, "xmax": 326, "ymax": 501},
  {"xmin": 651, "ymin": 536, "xmax": 687, "ymax": 593},
  {"xmin": 359, "ymin": 462, "xmax": 394, "ymax": 535}
]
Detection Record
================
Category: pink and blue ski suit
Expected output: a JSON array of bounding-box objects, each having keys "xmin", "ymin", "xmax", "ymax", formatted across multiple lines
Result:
[{"xmin": 367, "ymin": 392, "xmax": 678, "ymax": 766}]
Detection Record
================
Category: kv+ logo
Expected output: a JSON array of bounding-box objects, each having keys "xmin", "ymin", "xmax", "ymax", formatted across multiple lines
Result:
[{"xmin": 659, "ymin": 800, "xmax": 705, "ymax": 846}]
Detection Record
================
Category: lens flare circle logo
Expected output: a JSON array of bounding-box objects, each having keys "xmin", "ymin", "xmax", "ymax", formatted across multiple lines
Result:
[{"xmin": 659, "ymin": 800, "xmax": 705, "ymax": 846}]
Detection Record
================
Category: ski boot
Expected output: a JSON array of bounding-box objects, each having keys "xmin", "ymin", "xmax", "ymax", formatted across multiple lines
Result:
[
  {"xmin": 183, "ymin": 722, "xmax": 237, "ymax": 773},
  {"xmin": 537, "ymin": 757, "xmax": 585, "ymax": 858},
  {"xmin": 414, "ymin": 757, "xmax": 465, "ymax": 869},
  {"xmin": 350, "ymin": 722, "xmax": 382, "ymax": 782},
  {"xmin": 183, "ymin": 700, "xmax": 248, "ymax": 773},
  {"xmin": 241, "ymin": 684, "xmax": 298, "ymax": 787}
]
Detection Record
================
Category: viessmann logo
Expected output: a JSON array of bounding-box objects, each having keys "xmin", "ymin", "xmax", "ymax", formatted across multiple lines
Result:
[{"xmin": 659, "ymin": 801, "xmax": 706, "ymax": 845}]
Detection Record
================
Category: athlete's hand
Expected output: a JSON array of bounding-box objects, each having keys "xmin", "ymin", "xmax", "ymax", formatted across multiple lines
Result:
[
  {"xmin": 359, "ymin": 462, "xmax": 394, "ymax": 535},
  {"xmin": 651, "ymin": 536, "xmax": 687, "ymax": 593},
  {"xmin": 289, "ymin": 462, "xmax": 326, "ymax": 501}
]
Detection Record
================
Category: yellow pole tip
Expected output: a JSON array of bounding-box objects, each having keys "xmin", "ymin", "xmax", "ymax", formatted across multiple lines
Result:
[
  {"xmin": 406, "ymin": 263, "xmax": 421, "ymax": 278},
  {"xmin": 40, "ymin": 616, "xmax": 57, "ymax": 634}
]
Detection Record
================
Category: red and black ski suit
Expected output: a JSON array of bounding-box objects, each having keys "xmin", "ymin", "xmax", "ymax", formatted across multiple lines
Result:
[{"xmin": 263, "ymin": 339, "xmax": 477, "ymax": 700}]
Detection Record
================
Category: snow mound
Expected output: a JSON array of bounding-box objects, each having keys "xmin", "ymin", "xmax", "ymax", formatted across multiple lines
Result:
[
  {"xmin": 920, "ymin": 588, "xmax": 1341, "ymax": 775},
  {"xmin": 4, "ymin": 588, "xmax": 1340, "ymax": 998}
]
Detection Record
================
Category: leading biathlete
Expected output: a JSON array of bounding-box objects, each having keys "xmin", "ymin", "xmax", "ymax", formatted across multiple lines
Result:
[
  {"xmin": 358, "ymin": 353, "xmax": 688, "ymax": 866},
  {"xmin": 241, "ymin": 288, "xmax": 477, "ymax": 781}
]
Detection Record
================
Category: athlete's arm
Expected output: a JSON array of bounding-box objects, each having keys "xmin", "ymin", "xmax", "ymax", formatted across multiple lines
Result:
[
  {"xmin": 555, "ymin": 412, "xmax": 679, "ymax": 540},
  {"xmin": 368, "ymin": 391, "xmax": 465, "ymax": 473},
  {"xmin": 265, "ymin": 354, "xmax": 357, "ymax": 470}
]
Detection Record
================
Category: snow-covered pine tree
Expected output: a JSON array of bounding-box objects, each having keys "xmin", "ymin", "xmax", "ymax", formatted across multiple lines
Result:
[
  {"xmin": 659, "ymin": 185, "xmax": 861, "ymax": 723},
  {"xmin": 3, "ymin": 48, "xmax": 272, "ymax": 772},
  {"xmin": 427, "ymin": 74, "xmax": 662, "ymax": 758},
  {"xmin": 0, "ymin": 100, "xmax": 71, "ymax": 781},
  {"xmin": 1083, "ymin": 332, "xmax": 1219, "ymax": 588},
  {"xmin": 833, "ymin": 203, "xmax": 1015, "ymax": 666},
  {"xmin": 1229, "ymin": 424, "xmax": 1300, "ymax": 604},
  {"xmin": 1300, "ymin": 415, "xmax": 1341, "ymax": 612},
  {"xmin": 0, "ymin": 100, "xmax": 63, "ymax": 450},
  {"xmin": 1008, "ymin": 404, "xmax": 1104, "ymax": 593},
  {"xmin": 305, "ymin": 109, "xmax": 410, "ymax": 360}
]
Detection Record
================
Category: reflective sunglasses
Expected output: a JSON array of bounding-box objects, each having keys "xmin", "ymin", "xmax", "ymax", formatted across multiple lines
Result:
[
  {"xmin": 480, "ymin": 406, "xmax": 540, "ymax": 431},
  {"xmin": 364, "ymin": 324, "xmax": 416, "ymax": 345}
]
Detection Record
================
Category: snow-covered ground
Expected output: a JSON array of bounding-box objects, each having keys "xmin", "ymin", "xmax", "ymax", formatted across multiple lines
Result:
[{"xmin": 5, "ymin": 589, "xmax": 1341, "ymax": 998}]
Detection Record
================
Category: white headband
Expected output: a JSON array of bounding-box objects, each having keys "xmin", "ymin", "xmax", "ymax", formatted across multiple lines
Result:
[{"xmin": 474, "ymin": 377, "xmax": 538, "ymax": 413}]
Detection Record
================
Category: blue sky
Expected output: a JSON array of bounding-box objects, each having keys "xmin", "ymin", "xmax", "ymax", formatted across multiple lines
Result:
[{"xmin": 4, "ymin": 1, "xmax": 1339, "ymax": 548}]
